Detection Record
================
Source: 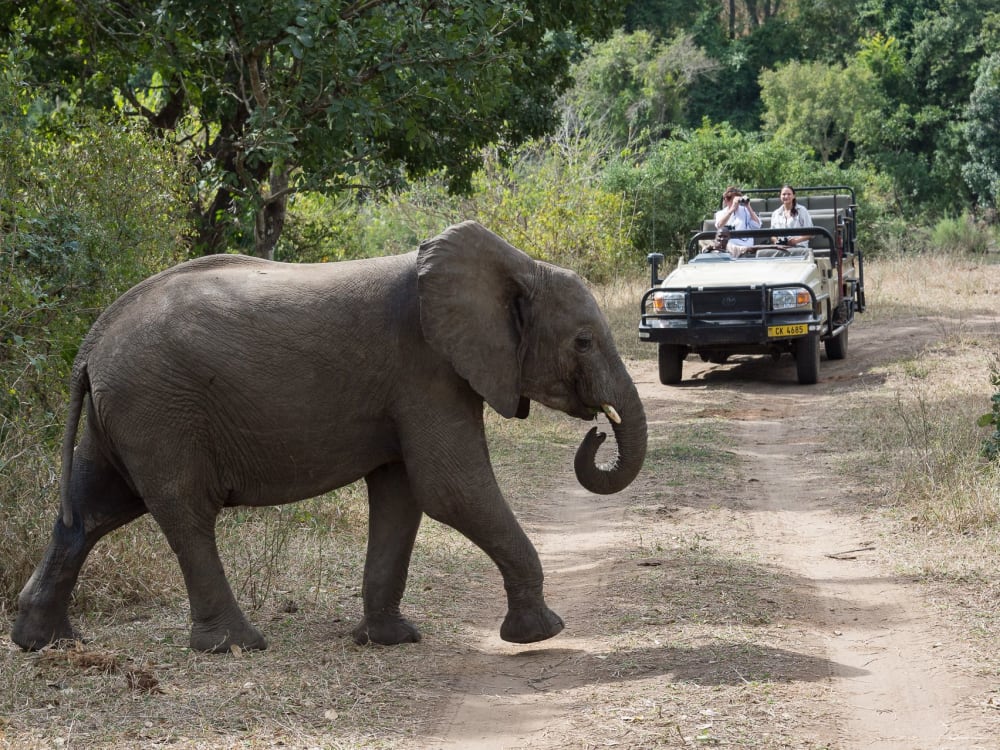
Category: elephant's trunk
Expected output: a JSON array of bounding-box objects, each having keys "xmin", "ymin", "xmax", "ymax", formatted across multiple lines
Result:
[{"xmin": 573, "ymin": 384, "xmax": 647, "ymax": 495}]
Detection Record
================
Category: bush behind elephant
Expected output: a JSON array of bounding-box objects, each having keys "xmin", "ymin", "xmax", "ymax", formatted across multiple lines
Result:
[{"xmin": 12, "ymin": 221, "xmax": 647, "ymax": 653}]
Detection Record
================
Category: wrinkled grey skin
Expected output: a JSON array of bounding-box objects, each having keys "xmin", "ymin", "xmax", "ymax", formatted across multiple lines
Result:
[{"xmin": 12, "ymin": 221, "xmax": 647, "ymax": 653}]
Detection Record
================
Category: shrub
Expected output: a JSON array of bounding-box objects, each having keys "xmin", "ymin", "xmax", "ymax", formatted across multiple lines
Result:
[
  {"xmin": 468, "ymin": 141, "xmax": 637, "ymax": 282},
  {"xmin": 931, "ymin": 213, "xmax": 992, "ymax": 255},
  {"xmin": 275, "ymin": 192, "xmax": 369, "ymax": 263},
  {"xmin": 980, "ymin": 356, "xmax": 1000, "ymax": 463},
  {"xmin": 279, "ymin": 136, "xmax": 637, "ymax": 282},
  {"xmin": 604, "ymin": 120, "xmax": 878, "ymax": 259},
  {"xmin": 0, "ymin": 60, "xmax": 191, "ymax": 604}
]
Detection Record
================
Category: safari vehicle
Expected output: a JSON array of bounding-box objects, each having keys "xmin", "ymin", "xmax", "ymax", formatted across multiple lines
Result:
[{"xmin": 638, "ymin": 186, "xmax": 866, "ymax": 385}]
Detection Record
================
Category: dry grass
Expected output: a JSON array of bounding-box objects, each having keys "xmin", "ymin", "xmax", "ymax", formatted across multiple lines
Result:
[
  {"xmin": 860, "ymin": 252, "xmax": 1000, "ymax": 322},
  {"xmin": 593, "ymin": 276, "xmax": 654, "ymax": 363},
  {"xmin": 823, "ymin": 252, "xmax": 1000, "ymax": 665},
  {"xmin": 1, "ymin": 496, "xmax": 498, "ymax": 749},
  {"xmin": 847, "ymin": 253, "xmax": 1000, "ymax": 533}
]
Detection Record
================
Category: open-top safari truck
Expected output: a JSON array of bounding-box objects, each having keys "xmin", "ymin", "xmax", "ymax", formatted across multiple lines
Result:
[{"xmin": 639, "ymin": 185, "xmax": 866, "ymax": 385}]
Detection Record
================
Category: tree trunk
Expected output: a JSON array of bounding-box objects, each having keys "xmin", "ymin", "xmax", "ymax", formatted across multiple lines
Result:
[
  {"xmin": 254, "ymin": 168, "xmax": 290, "ymax": 260},
  {"xmin": 195, "ymin": 186, "xmax": 236, "ymax": 255}
]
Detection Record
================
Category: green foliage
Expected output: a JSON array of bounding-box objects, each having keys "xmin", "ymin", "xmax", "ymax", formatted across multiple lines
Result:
[
  {"xmin": 274, "ymin": 193, "xmax": 368, "ymax": 263},
  {"xmin": 5, "ymin": 0, "xmax": 623, "ymax": 257},
  {"xmin": 980, "ymin": 357, "xmax": 1000, "ymax": 463},
  {"xmin": 277, "ymin": 178, "xmax": 465, "ymax": 263},
  {"xmin": 0, "ymin": 49, "xmax": 191, "ymax": 604},
  {"xmin": 760, "ymin": 59, "xmax": 884, "ymax": 164},
  {"xmin": 930, "ymin": 214, "xmax": 992, "ymax": 254},
  {"xmin": 278, "ymin": 137, "xmax": 636, "ymax": 282},
  {"xmin": 623, "ymin": 0, "xmax": 714, "ymax": 37},
  {"xmin": 603, "ymin": 120, "xmax": 869, "ymax": 257},
  {"xmin": 468, "ymin": 142, "xmax": 637, "ymax": 282},
  {"xmin": 562, "ymin": 29, "xmax": 718, "ymax": 147},
  {"xmin": 963, "ymin": 52, "xmax": 1000, "ymax": 207}
]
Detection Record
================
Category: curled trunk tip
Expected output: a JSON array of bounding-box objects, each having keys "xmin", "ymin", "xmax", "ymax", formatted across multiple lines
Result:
[{"xmin": 574, "ymin": 416, "xmax": 646, "ymax": 496}]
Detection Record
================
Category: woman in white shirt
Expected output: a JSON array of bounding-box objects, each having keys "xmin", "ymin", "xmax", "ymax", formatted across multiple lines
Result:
[{"xmin": 770, "ymin": 185, "xmax": 813, "ymax": 247}]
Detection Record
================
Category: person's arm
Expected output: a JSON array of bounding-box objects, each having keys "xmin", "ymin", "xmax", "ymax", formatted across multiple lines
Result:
[
  {"xmin": 788, "ymin": 207, "xmax": 812, "ymax": 246},
  {"xmin": 714, "ymin": 205, "xmax": 736, "ymax": 229},
  {"xmin": 770, "ymin": 211, "xmax": 785, "ymax": 244}
]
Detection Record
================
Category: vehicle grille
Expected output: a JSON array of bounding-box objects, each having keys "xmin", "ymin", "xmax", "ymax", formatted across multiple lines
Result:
[{"xmin": 690, "ymin": 290, "xmax": 762, "ymax": 315}]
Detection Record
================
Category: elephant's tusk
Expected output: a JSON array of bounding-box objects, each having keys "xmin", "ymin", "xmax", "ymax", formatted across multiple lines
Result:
[{"xmin": 602, "ymin": 403, "xmax": 621, "ymax": 424}]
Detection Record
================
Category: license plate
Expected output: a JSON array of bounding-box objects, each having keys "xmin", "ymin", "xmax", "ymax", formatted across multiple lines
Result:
[{"xmin": 768, "ymin": 324, "xmax": 808, "ymax": 338}]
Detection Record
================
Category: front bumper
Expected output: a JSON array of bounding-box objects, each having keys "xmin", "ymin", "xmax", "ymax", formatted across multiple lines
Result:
[{"xmin": 638, "ymin": 284, "xmax": 823, "ymax": 348}]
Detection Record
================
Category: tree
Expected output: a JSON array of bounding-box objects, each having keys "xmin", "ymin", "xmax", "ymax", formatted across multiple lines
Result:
[
  {"xmin": 963, "ymin": 52, "xmax": 1000, "ymax": 207},
  {"xmin": 759, "ymin": 59, "xmax": 882, "ymax": 164},
  {"xmin": 4, "ymin": 0, "xmax": 621, "ymax": 257},
  {"xmin": 561, "ymin": 29, "xmax": 718, "ymax": 148},
  {"xmin": 623, "ymin": 0, "xmax": 716, "ymax": 37},
  {"xmin": 850, "ymin": 0, "xmax": 999, "ymax": 211}
]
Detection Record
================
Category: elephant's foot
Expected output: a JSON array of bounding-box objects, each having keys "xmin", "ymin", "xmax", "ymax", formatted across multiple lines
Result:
[
  {"xmin": 11, "ymin": 609, "xmax": 78, "ymax": 651},
  {"xmin": 500, "ymin": 605, "xmax": 564, "ymax": 644},
  {"xmin": 190, "ymin": 618, "xmax": 268, "ymax": 653},
  {"xmin": 352, "ymin": 615, "xmax": 422, "ymax": 646}
]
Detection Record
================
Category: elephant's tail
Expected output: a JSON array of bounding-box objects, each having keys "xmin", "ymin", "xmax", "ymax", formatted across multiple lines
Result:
[{"xmin": 60, "ymin": 363, "xmax": 89, "ymax": 528}]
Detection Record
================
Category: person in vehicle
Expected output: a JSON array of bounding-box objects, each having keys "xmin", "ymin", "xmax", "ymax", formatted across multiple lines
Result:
[
  {"xmin": 714, "ymin": 186, "xmax": 761, "ymax": 257},
  {"xmin": 770, "ymin": 184, "xmax": 813, "ymax": 247}
]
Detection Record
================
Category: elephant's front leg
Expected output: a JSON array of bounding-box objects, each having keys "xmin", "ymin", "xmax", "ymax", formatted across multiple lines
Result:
[
  {"xmin": 353, "ymin": 463, "xmax": 424, "ymax": 645},
  {"xmin": 404, "ymin": 415, "xmax": 564, "ymax": 645},
  {"xmin": 438, "ymin": 498, "xmax": 565, "ymax": 645}
]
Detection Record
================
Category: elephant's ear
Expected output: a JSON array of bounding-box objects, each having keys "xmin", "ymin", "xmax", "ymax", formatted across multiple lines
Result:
[{"xmin": 417, "ymin": 221, "xmax": 536, "ymax": 418}]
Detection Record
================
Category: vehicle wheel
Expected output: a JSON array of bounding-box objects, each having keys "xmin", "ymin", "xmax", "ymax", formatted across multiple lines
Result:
[
  {"xmin": 795, "ymin": 333, "xmax": 820, "ymax": 385},
  {"xmin": 658, "ymin": 344, "xmax": 685, "ymax": 385},
  {"xmin": 825, "ymin": 325, "xmax": 849, "ymax": 360}
]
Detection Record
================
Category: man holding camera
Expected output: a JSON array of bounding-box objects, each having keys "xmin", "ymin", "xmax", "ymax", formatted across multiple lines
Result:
[{"xmin": 714, "ymin": 186, "xmax": 761, "ymax": 257}]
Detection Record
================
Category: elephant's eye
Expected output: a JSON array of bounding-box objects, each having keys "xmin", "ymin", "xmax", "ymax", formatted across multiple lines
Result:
[{"xmin": 574, "ymin": 334, "xmax": 593, "ymax": 353}]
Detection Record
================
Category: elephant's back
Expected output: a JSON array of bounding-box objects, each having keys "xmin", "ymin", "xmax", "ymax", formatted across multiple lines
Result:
[
  {"xmin": 81, "ymin": 253, "xmax": 418, "ymax": 352},
  {"xmin": 77, "ymin": 250, "xmax": 424, "ymax": 414}
]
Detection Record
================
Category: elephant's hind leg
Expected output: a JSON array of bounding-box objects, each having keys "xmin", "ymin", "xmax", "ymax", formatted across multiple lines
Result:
[
  {"xmin": 12, "ymin": 441, "xmax": 147, "ymax": 651},
  {"xmin": 148, "ymin": 497, "xmax": 267, "ymax": 653},
  {"xmin": 353, "ymin": 463, "xmax": 423, "ymax": 646}
]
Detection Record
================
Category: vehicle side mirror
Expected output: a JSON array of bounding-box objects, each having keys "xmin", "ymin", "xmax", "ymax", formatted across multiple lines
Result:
[{"xmin": 646, "ymin": 253, "xmax": 664, "ymax": 286}]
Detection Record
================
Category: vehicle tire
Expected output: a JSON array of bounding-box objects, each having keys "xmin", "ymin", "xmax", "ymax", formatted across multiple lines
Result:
[
  {"xmin": 825, "ymin": 325, "xmax": 849, "ymax": 360},
  {"xmin": 658, "ymin": 344, "xmax": 685, "ymax": 385},
  {"xmin": 795, "ymin": 333, "xmax": 820, "ymax": 385}
]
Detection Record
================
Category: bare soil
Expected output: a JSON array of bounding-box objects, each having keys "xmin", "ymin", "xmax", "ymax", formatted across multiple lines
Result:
[{"xmin": 429, "ymin": 320, "xmax": 1000, "ymax": 749}]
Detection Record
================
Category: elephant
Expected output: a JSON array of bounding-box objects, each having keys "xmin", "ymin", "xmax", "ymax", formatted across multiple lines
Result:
[{"xmin": 12, "ymin": 220, "xmax": 647, "ymax": 653}]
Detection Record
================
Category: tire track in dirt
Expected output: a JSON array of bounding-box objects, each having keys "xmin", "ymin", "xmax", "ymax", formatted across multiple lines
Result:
[{"xmin": 732, "ymin": 401, "xmax": 994, "ymax": 749}]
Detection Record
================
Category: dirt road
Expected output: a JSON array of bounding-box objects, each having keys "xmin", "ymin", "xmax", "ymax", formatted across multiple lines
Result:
[{"xmin": 430, "ymin": 324, "xmax": 1000, "ymax": 749}]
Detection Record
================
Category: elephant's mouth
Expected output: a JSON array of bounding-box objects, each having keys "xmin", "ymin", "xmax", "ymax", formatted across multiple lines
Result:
[{"xmin": 522, "ymin": 379, "xmax": 621, "ymax": 425}]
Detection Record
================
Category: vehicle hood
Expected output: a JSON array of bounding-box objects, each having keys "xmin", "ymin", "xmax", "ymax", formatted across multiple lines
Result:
[{"xmin": 661, "ymin": 258, "xmax": 820, "ymax": 290}]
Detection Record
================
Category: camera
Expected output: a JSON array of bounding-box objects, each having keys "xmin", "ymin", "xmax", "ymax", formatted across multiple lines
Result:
[{"xmin": 738, "ymin": 196, "xmax": 750, "ymax": 205}]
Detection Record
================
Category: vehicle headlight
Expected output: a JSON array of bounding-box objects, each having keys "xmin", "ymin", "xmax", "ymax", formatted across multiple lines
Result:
[
  {"xmin": 771, "ymin": 288, "xmax": 811, "ymax": 310},
  {"xmin": 652, "ymin": 291, "xmax": 686, "ymax": 314}
]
